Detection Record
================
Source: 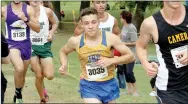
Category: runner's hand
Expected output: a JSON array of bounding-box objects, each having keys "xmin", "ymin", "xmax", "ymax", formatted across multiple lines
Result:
[
  {"xmin": 47, "ymin": 33, "xmax": 53, "ymax": 42},
  {"xmin": 59, "ymin": 64, "xmax": 67, "ymax": 75},
  {"xmin": 16, "ymin": 11, "xmax": 28, "ymax": 22},
  {"xmin": 96, "ymin": 56, "xmax": 113, "ymax": 67},
  {"xmin": 176, "ymin": 50, "xmax": 188, "ymax": 65},
  {"xmin": 143, "ymin": 62, "xmax": 158, "ymax": 78}
]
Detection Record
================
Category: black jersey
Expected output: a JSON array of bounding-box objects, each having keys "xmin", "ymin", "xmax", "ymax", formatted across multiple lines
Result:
[{"xmin": 153, "ymin": 5, "xmax": 188, "ymax": 91}]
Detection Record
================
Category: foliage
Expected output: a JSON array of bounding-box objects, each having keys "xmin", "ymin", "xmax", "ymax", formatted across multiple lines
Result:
[{"xmin": 112, "ymin": 1, "xmax": 162, "ymax": 13}]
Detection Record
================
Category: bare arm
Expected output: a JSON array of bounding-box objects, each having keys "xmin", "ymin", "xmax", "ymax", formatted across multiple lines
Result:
[
  {"xmin": 111, "ymin": 34, "xmax": 135, "ymax": 64},
  {"xmin": 112, "ymin": 18, "xmax": 121, "ymax": 37},
  {"xmin": 27, "ymin": 6, "xmax": 40, "ymax": 32},
  {"xmin": 1, "ymin": 6, "xmax": 6, "ymax": 18},
  {"xmin": 47, "ymin": 8, "xmax": 58, "ymax": 36},
  {"xmin": 59, "ymin": 37, "xmax": 77, "ymax": 66},
  {"xmin": 136, "ymin": 18, "xmax": 153, "ymax": 67},
  {"xmin": 74, "ymin": 20, "xmax": 83, "ymax": 36},
  {"xmin": 136, "ymin": 17, "xmax": 159, "ymax": 78},
  {"xmin": 124, "ymin": 42, "xmax": 136, "ymax": 46}
]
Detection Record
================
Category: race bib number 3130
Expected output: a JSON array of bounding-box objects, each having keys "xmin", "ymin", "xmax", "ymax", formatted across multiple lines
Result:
[
  {"xmin": 11, "ymin": 29, "xmax": 26, "ymax": 41},
  {"xmin": 86, "ymin": 63, "xmax": 108, "ymax": 81}
]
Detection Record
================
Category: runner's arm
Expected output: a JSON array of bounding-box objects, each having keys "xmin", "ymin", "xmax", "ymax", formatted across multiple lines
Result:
[
  {"xmin": 110, "ymin": 33, "xmax": 135, "ymax": 64},
  {"xmin": 59, "ymin": 37, "xmax": 76, "ymax": 65},
  {"xmin": 48, "ymin": 9, "xmax": 58, "ymax": 36},
  {"xmin": 112, "ymin": 18, "xmax": 121, "ymax": 37},
  {"xmin": 1, "ymin": 6, "xmax": 6, "ymax": 18},
  {"xmin": 74, "ymin": 20, "xmax": 83, "ymax": 36},
  {"xmin": 136, "ymin": 18, "xmax": 153, "ymax": 66},
  {"xmin": 27, "ymin": 6, "xmax": 40, "ymax": 32}
]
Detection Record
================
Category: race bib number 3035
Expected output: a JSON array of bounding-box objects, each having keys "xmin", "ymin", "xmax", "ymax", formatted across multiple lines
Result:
[
  {"xmin": 86, "ymin": 63, "xmax": 108, "ymax": 81},
  {"xmin": 11, "ymin": 29, "xmax": 26, "ymax": 41}
]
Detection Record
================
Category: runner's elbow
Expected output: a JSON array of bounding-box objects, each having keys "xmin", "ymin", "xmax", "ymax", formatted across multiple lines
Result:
[{"xmin": 129, "ymin": 53, "xmax": 136, "ymax": 62}]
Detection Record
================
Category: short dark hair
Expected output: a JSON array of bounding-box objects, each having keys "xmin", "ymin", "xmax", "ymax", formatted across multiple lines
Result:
[
  {"xmin": 120, "ymin": 10, "xmax": 132, "ymax": 24},
  {"xmin": 80, "ymin": 7, "xmax": 98, "ymax": 20}
]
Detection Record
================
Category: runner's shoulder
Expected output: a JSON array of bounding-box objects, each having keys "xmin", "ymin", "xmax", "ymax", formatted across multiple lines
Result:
[
  {"xmin": 105, "ymin": 31, "xmax": 120, "ymax": 45},
  {"xmin": 43, "ymin": 6, "xmax": 53, "ymax": 15},
  {"xmin": 142, "ymin": 16, "xmax": 156, "ymax": 29},
  {"xmin": 68, "ymin": 35, "xmax": 82, "ymax": 46},
  {"xmin": 141, "ymin": 16, "xmax": 156, "ymax": 34},
  {"xmin": 26, "ymin": 5, "xmax": 35, "ymax": 15}
]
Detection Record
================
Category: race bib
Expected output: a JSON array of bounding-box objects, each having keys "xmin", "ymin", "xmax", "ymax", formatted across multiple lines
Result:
[
  {"xmin": 170, "ymin": 45, "xmax": 188, "ymax": 68},
  {"xmin": 11, "ymin": 29, "xmax": 26, "ymax": 41},
  {"xmin": 31, "ymin": 32, "xmax": 45, "ymax": 45},
  {"xmin": 86, "ymin": 62, "xmax": 108, "ymax": 81}
]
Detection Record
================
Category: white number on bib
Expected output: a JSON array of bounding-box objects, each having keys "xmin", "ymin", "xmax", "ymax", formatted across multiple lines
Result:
[
  {"xmin": 170, "ymin": 45, "xmax": 188, "ymax": 68},
  {"xmin": 11, "ymin": 29, "xmax": 26, "ymax": 41},
  {"xmin": 86, "ymin": 63, "xmax": 108, "ymax": 81}
]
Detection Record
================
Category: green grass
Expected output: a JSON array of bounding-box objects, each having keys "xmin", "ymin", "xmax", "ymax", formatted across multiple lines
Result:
[{"xmin": 2, "ymin": 31, "xmax": 158, "ymax": 103}]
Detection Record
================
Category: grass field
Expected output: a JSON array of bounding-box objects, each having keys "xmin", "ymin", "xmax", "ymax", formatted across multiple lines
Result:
[
  {"xmin": 2, "ymin": 31, "xmax": 158, "ymax": 103},
  {"xmin": 1, "ymin": 1, "xmax": 161, "ymax": 103}
]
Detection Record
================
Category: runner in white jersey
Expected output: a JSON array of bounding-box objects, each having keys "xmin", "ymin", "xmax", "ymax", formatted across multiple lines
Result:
[
  {"xmin": 98, "ymin": 13, "xmax": 114, "ymax": 33},
  {"xmin": 74, "ymin": 0, "xmax": 120, "ymax": 36},
  {"xmin": 27, "ymin": 1, "xmax": 58, "ymax": 103},
  {"xmin": 1, "ymin": 1, "xmax": 40, "ymax": 103}
]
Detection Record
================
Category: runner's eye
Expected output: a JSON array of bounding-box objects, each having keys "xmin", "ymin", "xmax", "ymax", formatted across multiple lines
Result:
[
  {"xmin": 92, "ymin": 21, "xmax": 96, "ymax": 24},
  {"xmin": 83, "ymin": 22, "xmax": 89, "ymax": 25}
]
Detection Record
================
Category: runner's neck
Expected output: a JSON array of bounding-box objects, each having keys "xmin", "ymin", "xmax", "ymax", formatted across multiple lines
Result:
[
  {"xmin": 11, "ymin": 2, "xmax": 22, "ymax": 11},
  {"xmin": 162, "ymin": 4, "xmax": 185, "ymax": 25}
]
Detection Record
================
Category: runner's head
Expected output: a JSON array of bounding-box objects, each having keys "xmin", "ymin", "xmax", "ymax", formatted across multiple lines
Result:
[
  {"xmin": 27, "ymin": 1, "xmax": 40, "ymax": 7},
  {"xmin": 92, "ymin": 0, "xmax": 107, "ymax": 14},
  {"xmin": 120, "ymin": 10, "xmax": 132, "ymax": 24},
  {"xmin": 80, "ymin": 7, "xmax": 99, "ymax": 37},
  {"xmin": 42, "ymin": 1, "xmax": 54, "ymax": 11},
  {"xmin": 163, "ymin": 1, "xmax": 182, "ymax": 9}
]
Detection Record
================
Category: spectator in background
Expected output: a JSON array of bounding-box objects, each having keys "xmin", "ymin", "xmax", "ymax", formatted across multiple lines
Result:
[
  {"xmin": 120, "ymin": 10, "xmax": 139, "ymax": 96},
  {"xmin": 60, "ymin": 10, "xmax": 65, "ymax": 18}
]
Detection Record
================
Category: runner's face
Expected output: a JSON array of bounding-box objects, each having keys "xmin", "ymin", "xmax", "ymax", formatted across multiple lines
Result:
[
  {"xmin": 120, "ymin": 15, "xmax": 125, "ymax": 24},
  {"xmin": 29, "ymin": 1, "xmax": 40, "ymax": 7},
  {"xmin": 93, "ymin": 0, "xmax": 107, "ymax": 13},
  {"xmin": 164, "ymin": 1, "xmax": 181, "ymax": 9},
  {"xmin": 81, "ymin": 14, "xmax": 99, "ymax": 37}
]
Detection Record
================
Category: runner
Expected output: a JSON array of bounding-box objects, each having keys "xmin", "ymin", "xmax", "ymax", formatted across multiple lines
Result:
[
  {"xmin": 136, "ymin": 1, "xmax": 188, "ymax": 103},
  {"xmin": 41, "ymin": 1, "xmax": 59, "ymax": 101},
  {"xmin": 27, "ymin": 1, "xmax": 58, "ymax": 103},
  {"xmin": 74, "ymin": 0, "xmax": 120, "ymax": 36},
  {"xmin": 1, "ymin": 1, "xmax": 40, "ymax": 103},
  {"xmin": 59, "ymin": 7, "xmax": 135, "ymax": 103}
]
